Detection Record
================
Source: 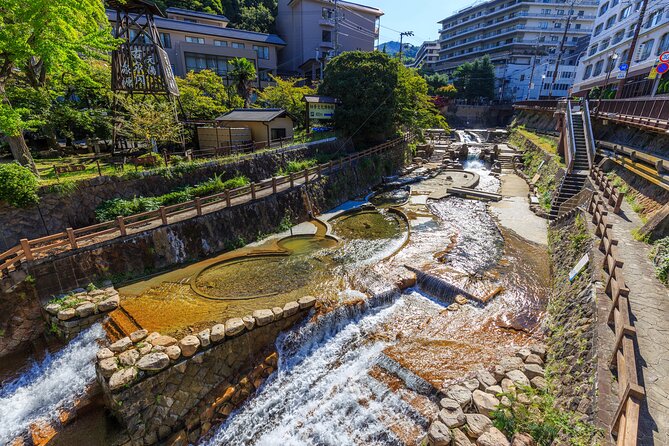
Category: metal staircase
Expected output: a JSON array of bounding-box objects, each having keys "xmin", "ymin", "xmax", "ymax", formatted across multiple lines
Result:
[{"xmin": 549, "ymin": 99, "xmax": 595, "ymax": 220}]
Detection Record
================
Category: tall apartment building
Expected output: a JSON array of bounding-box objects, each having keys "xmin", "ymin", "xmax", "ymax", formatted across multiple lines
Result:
[
  {"xmin": 572, "ymin": 1, "xmax": 669, "ymax": 98},
  {"xmin": 437, "ymin": 0, "xmax": 598, "ymax": 101},
  {"xmin": 410, "ymin": 41, "xmax": 440, "ymax": 71},
  {"xmin": 276, "ymin": 0, "xmax": 383, "ymax": 80},
  {"xmin": 107, "ymin": 7, "xmax": 286, "ymax": 88}
]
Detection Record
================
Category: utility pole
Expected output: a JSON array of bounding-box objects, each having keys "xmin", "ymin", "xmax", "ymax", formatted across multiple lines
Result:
[
  {"xmin": 333, "ymin": 0, "xmax": 339, "ymax": 57},
  {"xmin": 399, "ymin": 31, "xmax": 414, "ymax": 63},
  {"xmin": 548, "ymin": 0, "xmax": 575, "ymax": 98},
  {"xmin": 615, "ymin": 0, "xmax": 649, "ymax": 98},
  {"xmin": 526, "ymin": 37, "xmax": 545, "ymax": 100}
]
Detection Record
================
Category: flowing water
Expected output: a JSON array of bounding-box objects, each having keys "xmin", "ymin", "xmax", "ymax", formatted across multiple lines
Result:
[{"xmin": 0, "ymin": 324, "xmax": 105, "ymax": 444}]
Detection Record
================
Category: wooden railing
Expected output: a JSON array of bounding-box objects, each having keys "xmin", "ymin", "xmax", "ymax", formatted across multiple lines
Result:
[
  {"xmin": 591, "ymin": 166, "xmax": 626, "ymax": 214},
  {"xmin": 587, "ymin": 193, "xmax": 645, "ymax": 445},
  {"xmin": 0, "ymin": 136, "xmax": 409, "ymax": 276}
]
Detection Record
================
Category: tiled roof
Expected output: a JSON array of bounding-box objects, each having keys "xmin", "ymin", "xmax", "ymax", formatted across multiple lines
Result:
[
  {"xmin": 165, "ymin": 7, "xmax": 229, "ymax": 22},
  {"xmin": 216, "ymin": 109, "xmax": 288, "ymax": 122}
]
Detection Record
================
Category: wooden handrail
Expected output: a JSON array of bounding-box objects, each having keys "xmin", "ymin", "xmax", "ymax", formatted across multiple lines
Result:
[{"xmin": 0, "ymin": 135, "xmax": 411, "ymax": 272}]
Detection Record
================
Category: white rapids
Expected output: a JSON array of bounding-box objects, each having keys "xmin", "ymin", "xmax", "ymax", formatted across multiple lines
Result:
[{"xmin": 0, "ymin": 324, "xmax": 105, "ymax": 443}]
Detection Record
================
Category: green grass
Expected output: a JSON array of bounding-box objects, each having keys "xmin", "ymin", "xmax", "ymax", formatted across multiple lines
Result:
[
  {"xmin": 510, "ymin": 126, "xmax": 559, "ymax": 155},
  {"xmin": 277, "ymin": 159, "xmax": 319, "ymax": 176}
]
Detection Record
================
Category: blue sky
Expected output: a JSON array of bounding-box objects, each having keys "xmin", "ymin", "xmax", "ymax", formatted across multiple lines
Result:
[{"xmin": 363, "ymin": 0, "xmax": 477, "ymax": 46}]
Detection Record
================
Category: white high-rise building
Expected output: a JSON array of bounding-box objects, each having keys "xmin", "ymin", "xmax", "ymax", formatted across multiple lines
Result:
[
  {"xmin": 437, "ymin": 0, "xmax": 598, "ymax": 101},
  {"xmin": 572, "ymin": 0, "xmax": 669, "ymax": 98},
  {"xmin": 410, "ymin": 41, "xmax": 440, "ymax": 71}
]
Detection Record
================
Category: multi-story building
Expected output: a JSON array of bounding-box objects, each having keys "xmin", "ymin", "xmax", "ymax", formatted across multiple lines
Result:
[
  {"xmin": 276, "ymin": 0, "xmax": 383, "ymax": 80},
  {"xmin": 107, "ymin": 7, "xmax": 286, "ymax": 88},
  {"xmin": 572, "ymin": 1, "xmax": 669, "ymax": 98},
  {"xmin": 410, "ymin": 41, "xmax": 440, "ymax": 71},
  {"xmin": 437, "ymin": 0, "xmax": 598, "ymax": 101}
]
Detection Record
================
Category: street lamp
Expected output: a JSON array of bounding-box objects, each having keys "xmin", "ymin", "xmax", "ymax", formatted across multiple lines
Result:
[{"xmin": 596, "ymin": 52, "xmax": 619, "ymax": 118}]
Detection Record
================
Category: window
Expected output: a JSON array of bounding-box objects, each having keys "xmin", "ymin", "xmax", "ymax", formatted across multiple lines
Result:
[
  {"xmin": 322, "ymin": 7, "xmax": 334, "ymax": 19},
  {"xmin": 185, "ymin": 36, "xmax": 205, "ymax": 44},
  {"xmin": 599, "ymin": 38, "xmax": 610, "ymax": 51},
  {"xmin": 231, "ymin": 42, "xmax": 245, "ymax": 48},
  {"xmin": 638, "ymin": 39, "xmax": 654, "ymax": 60},
  {"xmin": 520, "ymin": 74, "xmax": 525, "ymax": 81},
  {"xmin": 554, "ymin": 22, "xmax": 562, "ymax": 28},
  {"xmin": 594, "ymin": 24, "xmax": 603, "ymax": 36},
  {"xmin": 575, "ymin": 23, "xmax": 581, "ymax": 29},
  {"xmin": 619, "ymin": 6, "xmax": 631, "ymax": 20},
  {"xmin": 593, "ymin": 60, "xmax": 604, "ymax": 76},
  {"xmin": 658, "ymin": 33, "xmax": 669, "ymax": 55},
  {"xmin": 322, "ymin": 30, "xmax": 332, "ymax": 42},
  {"xmin": 557, "ymin": 9, "xmax": 565, "ymax": 15},
  {"xmin": 271, "ymin": 128, "xmax": 287, "ymax": 140},
  {"xmin": 214, "ymin": 40, "xmax": 228, "ymax": 47},
  {"xmin": 584, "ymin": 64, "xmax": 593, "ymax": 79},
  {"xmin": 611, "ymin": 0, "xmax": 619, "ymax": 6},
  {"xmin": 160, "ymin": 32, "xmax": 171, "ymax": 48},
  {"xmin": 588, "ymin": 45, "xmax": 597, "ymax": 56},
  {"xmin": 645, "ymin": 9, "xmax": 664, "ymax": 28},
  {"xmin": 605, "ymin": 15, "xmax": 616, "ymax": 29},
  {"xmin": 599, "ymin": 2, "xmax": 609, "ymax": 16},
  {"xmin": 613, "ymin": 30, "xmax": 624, "ymax": 44},
  {"xmin": 539, "ymin": 21, "xmax": 549, "ymax": 29},
  {"xmin": 184, "ymin": 52, "xmax": 251, "ymax": 79},
  {"xmin": 578, "ymin": 10, "xmax": 585, "ymax": 17},
  {"xmin": 253, "ymin": 45, "xmax": 269, "ymax": 60}
]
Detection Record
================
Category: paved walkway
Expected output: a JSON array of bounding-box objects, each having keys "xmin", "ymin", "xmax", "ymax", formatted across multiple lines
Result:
[{"xmin": 605, "ymin": 200, "xmax": 669, "ymax": 445}]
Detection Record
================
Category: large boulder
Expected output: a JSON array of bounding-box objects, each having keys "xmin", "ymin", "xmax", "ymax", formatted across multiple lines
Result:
[
  {"xmin": 465, "ymin": 414, "xmax": 492, "ymax": 439},
  {"xmin": 453, "ymin": 428, "xmax": 473, "ymax": 446},
  {"xmin": 438, "ymin": 398, "xmax": 466, "ymax": 428},
  {"xmin": 447, "ymin": 385, "xmax": 473, "ymax": 409},
  {"xmin": 75, "ymin": 302, "xmax": 95, "ymax": 318},
  {"xmin": 271, "ymin": 307, "xmax": 284, "ymax": 319},
  {"xmin": 428, "ymin": 420, "xmax": 452, "ymax": 446},
  {"xmin": 506, "ymin": 370, "xmax": 531, "ymax": 388},
  {"xmin": 151, "ymin": 335, "xmax": 178, "ymax": 348},
  {"xmin": 99, "ymin": 357, "xmax": 119, "ymax": 378},
  {"xmin": 476, "ymin": 427, "xmax": 510, "ymax": 446},
  {"xmin": 97, "ymin": 295, "xmax": 120, "ymax": 312},
  {"xmin": 179, "ymin": 335, "xmax": 200, "ymax": 357},
  {"xmin": 130, "ymin": 329, "xmax": 149, "ymax": 343},
  {"xmin": 118, "ymin": 349, "xmax": 140, "ymax": 367},
  {"xmin": 165, "ymin": 345, "xmax": 181, "ymax": 361},
  {"xmin": 512, "ymin": 433, "xmax": 536, "ymax": 446},
  {"xmin": 242, "ymin": 316, "xmax": 255, "ymax": 330},
  {"xmin": 476, "ymin": 369, "xmax": 497, "ymax": 389},
  {"xmin": 110, "ymin": 337, "xmax": 132, "ymax": 353},
  {"xmin": 57, "ymin": 308, "xmax": 76, "ymax": 321},
  {"xmin": 197, "ymin": 329, "xmax": 211, "ymax": 348},
  {"xmin": 108, "ymin": 367, "xmax": 138, "ymax": 391},
  {"xmin": 523, "ymin": 364, "xmax": 544, "ymax": 379},
  {"xmin": 97, "ymin": 348, "xmax": 114, "ymax": 360},
  {"xmin": 472, "ymin": 390, "xmax": 500, "ymax": 417},
  {"xmin": 137, "ymin": 352, "xmax": 171, "ymax": 372}
]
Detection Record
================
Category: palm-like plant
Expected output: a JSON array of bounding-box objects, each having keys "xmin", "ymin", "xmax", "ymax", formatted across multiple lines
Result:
[{"xmin": 229, "ymin": 58, "xmax": 257, "ymax": 107}]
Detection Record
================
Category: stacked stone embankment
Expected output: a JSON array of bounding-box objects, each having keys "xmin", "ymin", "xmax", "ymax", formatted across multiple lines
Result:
[
  {"xmin": 44, "ymin": 285, "xmax": 119, "ymax": 338},
  {"xmin": 426, "ymin": 344, "xmax": 547, "ymax": 446},
  {"xmin": 97, "ymin": 296, "xmax": 316, "ymax": 445}
]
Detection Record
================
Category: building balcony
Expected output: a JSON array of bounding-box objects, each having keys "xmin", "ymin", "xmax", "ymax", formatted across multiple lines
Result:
[
  {"xmin": 320, "ymin": 41, "xmax": 335, "ymax": 49},
  {"xmin": 319, "ymin": 18, "xmax": 335, "ymax": 27}
]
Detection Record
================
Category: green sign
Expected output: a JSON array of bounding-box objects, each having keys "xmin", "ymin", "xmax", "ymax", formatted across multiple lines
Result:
[{"xmin": 309, "ymin": 103, "xmax": 335, "ymax": 120}]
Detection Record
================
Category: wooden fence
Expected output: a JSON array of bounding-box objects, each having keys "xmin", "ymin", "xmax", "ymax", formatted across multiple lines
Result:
[
  {"xmin": 591, "ymin": 166, "xmax": 626, "ymax": 214},
  {"xmin": 587, "ymin": 189, "xmax": 645, "ymax": 445},
  {"xmin": 0, "ymin": 136, "xmax": 409, "ymax": 276}
]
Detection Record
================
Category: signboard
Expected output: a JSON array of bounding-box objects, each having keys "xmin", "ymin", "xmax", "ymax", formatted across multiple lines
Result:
[
  {"xmin": 112, "ymin": 44, "xmax": 179, "ymax": 96},
  {"xmin": 617, "ymin": 72, "xmax": 627, "ymax": 79},
  {"xmin": 657, "ymin": 62, "xmax": 669, "ymax": 75},
  {"xmin": 619, "ymin": 63, "xmax": 629, "ymax": 71},
  {"xmin": 308, "ymin": 103, "xmax": 335, "ymax": 120},
  {"xmin": 660, "ymin": 51, "xmax": 669, "ymax": 63},
  {"xmin": 569, "ymin": 253, "xmax": 589, "ymax": 282},
  {"xmin": 649, "ymin": 66, "xmax": 659, "ymax": 80}
]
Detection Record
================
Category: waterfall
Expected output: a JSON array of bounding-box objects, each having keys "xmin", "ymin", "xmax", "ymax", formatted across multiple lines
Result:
[
  {"xmin": 405, "ymin": 266, "xmax": 477, "ymax": 304},
  {"xmin": 0, "ymin": 324, "xmax": 105, "ymax": 443},
  {"xmin": 202, "ymin": 291, "xmax": 431, "ymax": 446}
]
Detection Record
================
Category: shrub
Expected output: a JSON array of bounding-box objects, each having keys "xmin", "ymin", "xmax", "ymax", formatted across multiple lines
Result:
[
  {"xmin": 95, "ymin": 196, "xmax": 161, "ymax": 222},
  {"xmin": 278, "ymin": 159, "xmax": 318, "ymax": 176},
  {"xmin": 138, "ymin": 152, "xmax": 164, "ymax": 168},
  {"xmin": 0, "ymin": 163, "xmax": 40, "ymax": 207},
  {"xmin": 651, "ymin": 237, "xmax": 669, "ymax": 284}
]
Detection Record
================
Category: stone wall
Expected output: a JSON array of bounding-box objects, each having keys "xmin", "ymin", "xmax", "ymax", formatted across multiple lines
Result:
[
  {"xmin": 511, "ymin": 110, "xmax": 558, "ymax": 133},
  {"xmin": 44, "ymin": 285, "xmax": 119, "ymax": 339},
  {"xmin": 0, "ymin": 139, "xmax": 347, "ymax": 252},
  {"xmin": 97, "ymin": 297, "xmax": 316, "ymax": 445},
  {"xmin": 0, "ymin": 280, "xmax": 43, "ymax": 358},
  {"xmin": 9, "ymin": 145, "xmax": 406, "ymax": 300}
]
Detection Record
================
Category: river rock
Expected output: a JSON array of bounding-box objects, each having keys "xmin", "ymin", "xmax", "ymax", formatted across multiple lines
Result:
[
  {"xmin": 197, "ymin": 329, "xmax": 211, "ymax": 348},
  {"xmin": 283, "ymin": 301, "xmax": 299, "ymax": 316},
  {"xmin": 179, "ymin": 335, "xmax": 200, "ymax": 357},
  {"xmin": 253, "ymin": 309, "xmax": 274, "ymax": 326},
  {"xmin": 476, "ymin": 427, "xmax": 510, "ymax": 446},
  {"xmin": 138, "ymin": 342, "xmax": 152, "ymax": 355},
  {"xmin": 528, "ymin": 344, "xmax": 546, "ymax": 359},
  {"xmin": 465, "ymin": 413, "xmax": 492, "ymax": 439},
  {"xmin": 99, "ymin": 357, "xmax": 119, "ymax": 378},
  {"xmin": 45, "ymin": 303, "xmax": 61, "ymax": 315},
  {"xmin": 152, "ymin": 335, "xmax": 178, "ymax": 348},
  {"xmin": 110, "ymin": 337, "xmax": 132, "ymax": 353},
  {"xmin": 501, "ymin": 378, "xmax": 516, "ymax": 394},
  {"xmin": 463, "ymin": 378, "xmax": 480, "ymax": 392},
  {"xmin": 211, "ymin": 324, "xmax": 226, "ymax": 342},
  {"xmin": 525, "ymin": 353, "xmax": 543, "ymax": 365},
  {"xmin": 472, "ymin": 390, "xmax": 500, "ymax": 417},
  {"xmin": 476, "ymin": 369, "xmax": 497, "ymax": 389},
  {"xmin": 511, "ymin": 433, "xmax": 536, "ymax": 446},
  {"xmin": 298, "ymin": 295, "xmax": 316, "ymax": 309},
  {"xmin": 428, "ymin": 420, "xmax": 452, "ymax": 446},
  {"xmin": 524, "ymin": 364, "xmax": 544, "ymax": 379},
  {"xmin": 130, "ymin": 329, "xmax": 149, "ymax": 343},
  {"xmin": 75, "ymin": 302, "xmax": 95, "ymax": 317},
  {"xmin": 453, "ymin": 427, "xmax": 473, "ymax": 446},
  {"xmin": 271, "ymin": 306, "xmax": 284, "ymax": 319},
  {"xmin": 506, "ymin": 369, "xmax": 531, "ymax": 387},
  {"xmin": 109, "ymin": 367, "xmax": 138, "ymax": 391},
  {"xmin": 446, "ymin": 385, "xmax": 473, "ymax": 409},
  {"xmin": 57, "ymin": 308, "xmax": 77, "ymax": 321},
  {"xmin": 97, "ymin": 348, "xmax": 114, "ymax": 360},
  {"xmin": 242, "ymin": 316, "xmax": 255, "ymax": 330},
  {"xmin": 98, "ymin": 295, "xmax": 120, "ymax": 312},
  {"xmin": 455, "ymin": 295, "xmax": 468, "ymax": 306},
  {"xmin": 165, "ymin": 345, "xmax": 181, "ymax": 361},
  {"xmin": 146, "ymin": 332, "xmax": 161, "ymax": 343},
  {"xmin": 119, "ymin": 349, "xmax": 140, "ymax": 366},
  {"xmin": 137, "ymin": 352, "xmax": 170, "ymax": 372},
  {"xmin": 438, "ymin": 398, "xmax": 466, "ymax": 428},
  {"xmin": 225, "ymin": 318, "xmax": 245, "ymax": 336},
  {"xmin": 530, "ymin": 376, "xmax": 548, "ymax": 391},
  {"xmin": 485, "ymin": 385, "xmax": 503, "ymax": 396},
  {"xmin": 499, "ymin": 357, "xmax": 524, "ymax": 373}
]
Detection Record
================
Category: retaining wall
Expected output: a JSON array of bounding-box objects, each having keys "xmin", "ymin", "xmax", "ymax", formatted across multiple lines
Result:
[{"xmin": 0, "ymin": 139, "xmax": 346, "ymax": 252}]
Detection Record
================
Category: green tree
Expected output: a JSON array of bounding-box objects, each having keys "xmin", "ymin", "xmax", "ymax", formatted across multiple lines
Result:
[
  {"xmin": 117, "ymin": 98, "xmax": 185, "ymax": 148},
  {"xmin": 395, "ymin": 64, "xmax": 448, "ymax": 134},
  {"xmin": 422, "ymin": 72, "xmax": 450, "ymax": 96},
  {"xmin": 452, "ymin": 55, "xmax": 495, "ymax": 100},
  {"xmin": 229, "ymin": 58, "xmax": 257, "ymax": 107},
  {"xmin": 0, "ymin": 0, "xmax": 117, "ymax": 174},
  {"xmin": 237, "ymin": 4, "xmax": 274, "ymax": 33},
  {"xmin": 437, "ymin": 84, "xmax": 458, "ymax": 99},
  {"xmin": 176, "ymin": 69, "xmax": 232, "ymax": 119},
  {"xmin": 257, "ymin": 75, "xmax": 315, "ymax": 128}
]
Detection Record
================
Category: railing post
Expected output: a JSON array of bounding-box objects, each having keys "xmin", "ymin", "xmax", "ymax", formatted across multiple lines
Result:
[
  {"xmin": 304, "ymin": 169, "xmax": 309, "ymax": 184},
  {"xmin": 329, "ymin": 160, "xmax": 333, "ymax": 172},
  {"xmin": 117, "ymin": 216, "xmax": 127, "ymax": 236},
  {"xmin": 159, "ymin": 206, "xmax": 168, "ymax": 225},
  {"xmin": 289, "ymin": 172, "xmax": 294, "ymax": 188},
  {"xmin": 272, "ymin": 177, "xmax": 277, "ymax": 194},
  {"xmin": 195, "ymin": 197, "xmax": 202, "ymax": 216},
  {"xmin": 317, "ymin": 164, "xmax": 322, "ymax": 179},
  {"xmin": 20, "ymin": 239, "xmax": 33, "ymax": 261},
  {"xmin": 251, "ymin": 183, "xmax": 256, "ymax": 200},
  {"xmin": 66, "ymin": 228, "xmax": 78, "ymax": 249},
  {"xmin": 225, "ymin": 190, "xmax": 231, "ymax": 207}
]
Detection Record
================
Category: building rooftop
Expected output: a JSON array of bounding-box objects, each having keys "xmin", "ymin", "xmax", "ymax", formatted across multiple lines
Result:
[
  {"xmin": 287, "ymin": 0, "xmax": 383, "ymax": 16},
  {"xmin": 106, "ymin": 9, "xmax": 286, "ymax": 46},
  {"xmin": 165, "ymin": 7, "xmax": 229, "ymax": 23},
  {"xmin": 216, "ymin": 109, "xmax": 288, "ymax": 122},
  {"xmin": 303, "ymin": 95, "xmax": 339, "ymax": 104}
]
